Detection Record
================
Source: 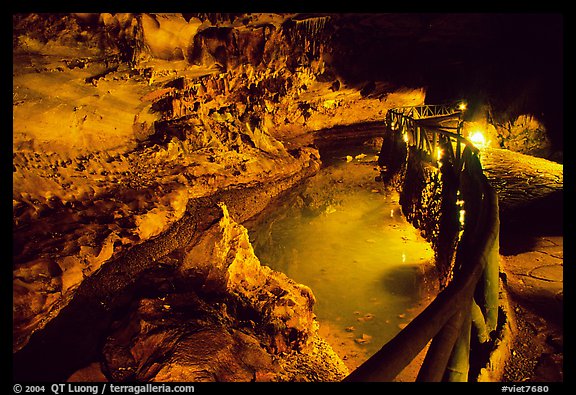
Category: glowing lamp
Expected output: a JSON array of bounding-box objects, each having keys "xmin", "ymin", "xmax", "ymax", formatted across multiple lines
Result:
[
  {"xmin": 436, "ymin": 147, "xmax": 444, "ymax": 161},
  {"xmin": 469, "ymin": 130, "xmax": 487, "ymax": 149},
  {"xmin": 458, "ymin": 102, "xmax": 467, "ymax": 111}
]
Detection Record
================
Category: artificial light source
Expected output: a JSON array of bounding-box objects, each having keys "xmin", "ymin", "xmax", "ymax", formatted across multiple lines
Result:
[
  {"xmin": 436, "ymin": 147, "xmax": 444, "ymax": 161},
  {"xmin": 458, "ymin": 102, "xmax": 467, "ymax": 111},
  {"xmin": 468, "ymin": 130, "xmax": 487, "ymax": 149}
]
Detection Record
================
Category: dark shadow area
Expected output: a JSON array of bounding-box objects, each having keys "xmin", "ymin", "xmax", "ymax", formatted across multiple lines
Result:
[
  {"xmin": 380, "ymin": 265, "xmax": 424, "ymax": 300},
  {"xmin": 326, "ymin": 13, "xmax": 563, "ymax": 152},
  {"xmin": 508, "ymin": 291, "xmax": 563, "ymax": 330},
  {"xmin": 312, "ymin": 122, "xmax": 387, "ymax": 155},
  {"xmin": 499, "ymin": 190, "xmax": 563, "ymax": 256}
]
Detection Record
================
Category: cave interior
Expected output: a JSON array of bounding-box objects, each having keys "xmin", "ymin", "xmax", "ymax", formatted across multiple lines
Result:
[{"xmin": 11, "ymin": 12, "xmax": 564, "ymax": 383}]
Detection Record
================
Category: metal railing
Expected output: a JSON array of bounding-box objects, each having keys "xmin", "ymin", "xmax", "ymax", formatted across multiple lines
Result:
[
  {"xmin": 391, "ymin": 101, "xmax": 464, "ymax": 119},
  {"xmin": 344, "ymin": 102, "xmax": 500, "ymax": 382},
  {"xmin": 386, "ymin": 101, "xmax": 478, "ymax": 172}
]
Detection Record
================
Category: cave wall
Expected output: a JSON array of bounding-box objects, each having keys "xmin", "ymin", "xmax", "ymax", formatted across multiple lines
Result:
[
  {"xmin": 327, "ymin": 13, "xmax": 563, "ymax": 158},
  {"xmin": 14, "ymin": 12, "xmax": 563, "ymax": 155},
  {"xmin": 13, "ymin": 12, "xmax": 422, "ymax": 382}
]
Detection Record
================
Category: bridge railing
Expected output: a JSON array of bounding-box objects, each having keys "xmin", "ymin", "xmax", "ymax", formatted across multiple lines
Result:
[
  {"xmin": 386, "ymin": 101, "xmax": 478, "ymax": 174},
  {"xmin": 344, "ymin": 103, "xmax": 500, "ymax": 382},
  {"xmin": 391, "ymin": 101, "xmax": 464, "ymax": 119}
]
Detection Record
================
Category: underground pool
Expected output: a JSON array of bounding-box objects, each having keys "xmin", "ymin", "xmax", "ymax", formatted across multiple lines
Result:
[{"xmin": 246, "ymin": 142, "xmax": 439, "ymax": 370}]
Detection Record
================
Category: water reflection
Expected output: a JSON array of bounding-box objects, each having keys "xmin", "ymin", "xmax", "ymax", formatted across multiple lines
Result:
[
  {"xmin": 380, "ymin": 265, "xmax": 424, "ymax": 299},
  {"xmin": 247, "ymin": 144, "xmax": 436, "ymax": 363}
]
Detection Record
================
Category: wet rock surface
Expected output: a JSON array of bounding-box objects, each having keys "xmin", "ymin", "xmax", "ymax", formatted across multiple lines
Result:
[{"xmin": 480, "ymin": 147, "xmax": 563, "ymax": 237}]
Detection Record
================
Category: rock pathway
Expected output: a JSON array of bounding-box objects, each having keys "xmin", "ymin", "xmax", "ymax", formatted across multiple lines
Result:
[{"xmin": 500, "ymin": 235, "xmax": 563, "ymax": 382}]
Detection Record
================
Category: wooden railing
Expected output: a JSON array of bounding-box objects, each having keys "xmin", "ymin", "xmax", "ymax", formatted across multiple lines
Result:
[{"xmin": 344, "ymin": 103, "xmax": 500, "ymax": 382}]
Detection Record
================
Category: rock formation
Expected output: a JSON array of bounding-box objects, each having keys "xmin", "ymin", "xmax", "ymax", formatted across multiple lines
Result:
[
  {"xmin": 101, "ymin": 203, "xmax": 348, "ymax": 382},
  {"xmin": 13, "ymin": 12, "xmax": 424, "ymax": 382},
  {"xmin": 12, "ymin": 12, "xmax": 562, "ymax": 382}
]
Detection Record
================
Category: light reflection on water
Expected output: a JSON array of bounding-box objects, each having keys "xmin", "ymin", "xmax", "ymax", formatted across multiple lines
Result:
[{"xmin": 248, "ymin": 145, "xmax": 436, "ymax": 360}]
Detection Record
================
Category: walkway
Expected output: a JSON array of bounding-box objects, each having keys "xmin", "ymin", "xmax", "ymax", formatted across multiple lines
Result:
[
  {"xmin": 346, "ymin": 102, "xmax": 563, "ymax": 382},
  {"xmin": 500, "ymin": 235, "xmax": 563, "ymax": 382},
  {"xmin": 481, "ymin": 147, "xmax": 563, "ymax": 382}
]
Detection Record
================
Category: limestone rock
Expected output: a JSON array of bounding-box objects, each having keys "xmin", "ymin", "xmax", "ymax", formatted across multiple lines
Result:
[
  {"xmin": 496, "ymin": 114, "xmax": 552, "ymax": 158},
  {"xmin": 101, "ymin": 203, "xmax": 347, "ymax": 382},
  {"xmin": 140, "ymin": 14, "xmax": 202, "ymax": 61},
  {"xmin": 180, "ymin": 203, "xmax": 317, "ymax": 353}
]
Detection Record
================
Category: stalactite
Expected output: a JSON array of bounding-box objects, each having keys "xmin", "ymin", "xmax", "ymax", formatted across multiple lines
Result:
[{"xmin": 284, "ymin": 16, "xmax": 331, "ymax": 59}]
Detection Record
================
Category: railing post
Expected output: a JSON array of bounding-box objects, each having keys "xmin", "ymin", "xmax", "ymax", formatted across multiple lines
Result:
[
  {"xmin": 416, "ymin": 309, "xmax": 467, "ymax": 382},
  {"xmin": 432, "ymin": 129, "xmax": 437, "ymax": 158},
  {"xmin": 480, "ymin": 183, "xmax": 501, "ymax": 334},
  {"xmin": 444, "ymin": 302, "xmax": 472, "ymax": 381}
]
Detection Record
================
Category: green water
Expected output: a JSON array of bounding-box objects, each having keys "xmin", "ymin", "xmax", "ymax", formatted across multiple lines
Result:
[{"xmin": 248, "ymin": 145, "xmax": 436, "ymax": 359}]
